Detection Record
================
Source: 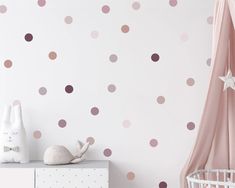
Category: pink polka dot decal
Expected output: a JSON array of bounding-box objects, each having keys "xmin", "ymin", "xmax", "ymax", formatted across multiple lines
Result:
[
  {"xmin": 187, "ymin": 122, "xmax": 195, "ymax": 130},
  {"xmin": 121, "ymin": 25, "xmax": 130, "ymax": 33},
  {"xmin": 102, "ymin": 5, "xmax": 110, "ymax": 14},
  {"xmin": 33, "ymin": 130, "xmax": 42, "ymax": 139},
  {"xmin": 207, "ymin": 16, "xmax": 213, "ymax": 25},
  {"xmin": 25, "ymin": 33, "xmax": 33, "ymax": 42},
  {"xmin": 91, "ymin": 107, "xmax": 99, "ymax": 116},
  {"xmin": 91, "ymin": 30, "xmax": 99, "ymax": 39},
  {"xmin": 64, "ymin": 16, "xmax": 73, "ymax": 24},
  {"xmin": 103, "ymin": 148, "xmax": 112, "ymax": 157},
  {"xmin": 0, "ymin": 5, "xmax": 7, "ymax": 13},
  {"xmin": 37, "ymin": 0, "xmax": 46, "ymax": 7},
  {"xmin": 58, "ymin": 119, "xmax": 67, "ymax": 128},
  {"xmin": 39, "ymin": 87, "xmax": 47, "ymax": 95},
  {"xmin": 186, "ymin": 78, "xmax": 195, "ymax": 86},
  {"xmin": 159, "ymin": 181, "xmax": 167, "ymax": 188},
  {"xmin": 151, "ymin": 53, "xmax": 160, "ymax": 62},
  {"xmin": 123, "ymin": 120, "xmax": 131, "ymax": 128},
  {"xmin": 132, "ymin": 2, "xmax": 140, "ymax": 10},
  {"xmin": 127, "ymin": 172, "xmax": 135, "ymax": 180},
  {"xmin": 107, "ymin": 84, "xmax": 116, "ymax": 93},
  {"xmin": 86, "ymin": 137, "xmax": 95, "ymax": 145},
  {"xmin": 4, "ymin": 60, "xmax": 12, "ymax": 68},
  {"xmin": 169, "ymin": 0, "xmax": 177, "ymax": 7},
  {"xmin": 157, "ymin": 96, "xmax": 165, "ymax": 104},
  {"xmin": 65, "ymin": 85, "xmax": 74, "ymax": 93},
  {"xmin": 109, "ymin": 54, "xmax": 118, "ymax": 63},
  {"xmin": 149, "ymin": 139, "xmax": 158, "ymax": 147},
  {"xmin": 49, "ymin": 51, "xmax": 57, "ymax": 60}
]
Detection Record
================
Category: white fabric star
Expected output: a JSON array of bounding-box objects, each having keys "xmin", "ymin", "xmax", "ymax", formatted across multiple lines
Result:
[{"xmin": 219, "ymin": 69, "xmax": 235, "ymax": 91}]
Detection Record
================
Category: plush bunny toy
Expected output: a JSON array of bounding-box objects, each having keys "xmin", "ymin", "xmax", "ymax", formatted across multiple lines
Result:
[{"xmin": 0, "ymin": 104, "xmax": 29, "ymax": 163}]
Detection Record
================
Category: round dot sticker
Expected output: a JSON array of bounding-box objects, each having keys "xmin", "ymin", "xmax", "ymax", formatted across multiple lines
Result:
[
  {"xmin": 159, "ymin": 181, "xmax": 167, "ymax": 188},
  {"xmin": 4, "ymin": 60, "xmax": 12, "ymax": 68},
  {"xmin": 91, "ymin": 107, "xmax": 99, "ymax": 116},
  {"xmin": 109, "ymin": 54, "xmax": 118, "ymax": 63},
  {"xmin": 149, "ymin": 139, "xmax": 158, "ymax": 147},
  {"xmin": 102, "ymin": 5, "xmax": 110, "ymax": 14},
  {"xmin": 121, "ymin": 25, "xmax": 130, "ymax": 33},
  {"xmin": 103, "ymin": 148, "xmax": 112, "ymax": 157},
  {"xmin": 25, "ymin": 33, "xmax": 33, "ymax": 42},
  {"xmin": 65, "ymin": 85, "xmax": 74, "ymax": 93},
  {"xmin": 38, "ymin": 0, "xmax": 46, "ymax": 7},
  {"xmin": 91, "ymin": 30, "xmax": 99, "ymax": 39},
  {"xmin": 151, "ymin": 53, "xmax": 160, "ymax": 62},
  {"xmin": 39, "ymin": 87, "xmax": 47, "ymax": 95},
  {"xmin": 0, "ymin": 5, "xmax": 7, "ymax": 13},
  {"xmin": 33, "ymin": 130, "xmax": 42, "ymax": 139},
  {"xmin": 187, "ymin": 122, "xmax": 195, "ymax": 130},
  {"xmin": 86, "ymin": 137, "xmax": 95, "ymax": 145},
  {"xmin": 207, "ymin": 58, "xmax": 211, "ymax": 66},
  {"xmin": 207, "ymin": 16, "xmax": 213, "ymax": 25},
  {"xmin": 157, "ymin": 96, "xmax": 165, "ymax": 104},
  {"xmin": 58, "ymin": 119, "xmax": 67, "ymax": 128},
  {"xmin": 132, "ymin": 2, "xmax": 140, "ymax": 10},
  {"xmin": 107, "ymin": 84, "xmax": 116, "ymax": 93},
  {"xmin": 49, "ymin": 51, "xmax": 57, "ymax": 60},
  {"xmin": 64, "ymin": 16, "xmax": 73, "ymax": 24},
  {"xmin": 127, "ymin": 172, "xmax": 135, "ymax": 180},
  {"xmin": 169, "ymin": 0, "xmax": 177, "ymax": 7},
  {"xmin": 123, "ymin": 120, "xmax": 131, "ymax": 128},
  {"xmin": 186, "ymin": 78, "xmax": 195, "ymax": 86}
]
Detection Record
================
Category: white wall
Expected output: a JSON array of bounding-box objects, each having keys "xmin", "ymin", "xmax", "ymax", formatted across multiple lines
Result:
[{"xmin": 0, "ymin": 0, "xmax": 214, "ymax": 187}]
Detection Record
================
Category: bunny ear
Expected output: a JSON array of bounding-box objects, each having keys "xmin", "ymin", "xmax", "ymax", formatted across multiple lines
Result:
[
  {"xmin": 2, "ymin": 105, "xmax": 11, "ymax": 124},
  {"xmin": 13, "ymin": 104, "xmax": 23, "ymax": 123}
]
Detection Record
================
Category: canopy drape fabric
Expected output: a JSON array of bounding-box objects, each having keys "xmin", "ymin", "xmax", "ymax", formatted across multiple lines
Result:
[{"xmin": 180, "ymin": 0, "xmax": 235, "ymax": 187}]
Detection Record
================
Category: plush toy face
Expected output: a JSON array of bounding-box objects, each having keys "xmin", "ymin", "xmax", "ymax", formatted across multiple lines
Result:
[{"xmin": 1, "ymin": 127, "xmax": 22, "ymax": 144}]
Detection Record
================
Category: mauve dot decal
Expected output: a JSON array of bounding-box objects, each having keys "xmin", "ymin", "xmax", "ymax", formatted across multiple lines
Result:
[
  {"xmin": 33, "ymin": 130, "xmax": 42, "ymax": 139},
  {"xmin": 207, "ymin": 58, "xmax": 211, "ymax": 66},
  {"xmin": 169, "ymin": 0, "xmax": 177, "ymax": 7},
  {"xmin": 49, "ymin": 51, "xmax": 57, "ymax": 60},
  {"xmin": 39, "ymin": 87, "xmax": 47, "ymax": 95},
  {"xmin": 180, "ymin": 33, "xmax": 189, "ymax": 42},
  {"xmin": 65, "ymin": 85, "xmax": 74, "ymax": 93},
  {"xmin": 91, "ymin": 107, "xmax": 99, "ymax": 116},
  {"xmin": 151, "ymin": 53, "xmax": 160, "ymax": 62},
  {"xmin": 91, "ymin": 30, "xmax": 99, "ymax": 39},
  {"xmin": 187, "ymin": 122, "xmax": 195, "ymax": 130},
  {"xmin": 102, "ymin": 5, "xmax": 110, "ymax": 14},
  {"xmin": 38, "ymin": 0, "xmax": 46, "ymax": 7},
  {"xmin": 127, "ymin": 172, "xmax": 135, "ymax": 180},
  {"xmin": 0, "ymin": 5, "xmax": 7, "ymax": 13},
  {"xmin": 132, "ymin": 2, "xmax": 140, "ymax": 10},
  {"xmin": 103, "ymin": 148, "xmax": 112, "ymax": 157},
  {"xmin": 121, "ymin": 25, "xmax": 130, "ymax": 33},
  {"xmin": 25, "ymin": 33, "xmax": 33, "ymax": 42},
  {"xmin": 159, "ymin": 181, "xmax": 167, "ymax": 188},
  {"xmin": 58, "ymin": 119, "xmax": 67, "ymax": 128},
  {"xmin": 207, "ymin": 16, "xmax": 213, "ymax": 24},
  {"xmin": 65, "ymin": 16, "xmax": 73, "ymax": 24},
  {"xmin": 123, "ymin": 120, "xmax": 131, "ymax": 128},
  {"xmin": 4, "ymin": 60, "xmax": 12, "ymax": 68},
  {"xmin": 86, "ymin": 137, "xmax": 95, "ymax": 145},
  {"xmin": 109, "ymin": 54, "xmax": 118, "ymax": 63},
  {"xmin": 157, "ymin": 96, "xmax": 165, "ymax": 104},
  {"xmin": 187, "ymin": 78, "xmax": 195, "ymax": 86},
  {"xmin": 107, "ymin": 84, "xmax": 116, "ymax": 93},
  {"xmin": 149, "ymin": 139, "xmax": 158, "ymax": 147}
]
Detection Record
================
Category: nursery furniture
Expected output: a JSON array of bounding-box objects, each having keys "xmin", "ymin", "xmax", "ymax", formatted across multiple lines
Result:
[{"xmin": 0, "ymin": 160, "xmax": 109, "ymax": 188}]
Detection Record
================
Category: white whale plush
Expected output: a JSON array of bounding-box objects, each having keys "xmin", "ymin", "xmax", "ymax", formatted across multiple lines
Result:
[
  {"xmin": 0, "ymin": 104, "xmax": 29, "ymax": 163},
  {"xmin": 43, "ymin": 141, "xmax": 90, "ymax": 165}
]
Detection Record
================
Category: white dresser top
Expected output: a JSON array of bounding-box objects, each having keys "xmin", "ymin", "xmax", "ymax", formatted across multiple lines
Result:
[{"xmin": 0, "ymin": 160, "xmax": 109, "ymax": 168}]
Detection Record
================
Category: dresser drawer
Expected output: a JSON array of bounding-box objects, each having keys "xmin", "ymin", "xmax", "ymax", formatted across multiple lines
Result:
[{"xmin": 36, "ymin": 168, "xmax": 109, "ymax": 188}]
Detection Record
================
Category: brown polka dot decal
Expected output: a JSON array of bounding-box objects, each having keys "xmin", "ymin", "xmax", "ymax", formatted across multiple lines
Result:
[
  {"xmin": 86, "ymin": 137, "xmax": 95, "ymax": 145},
  {"xmin": 159, "ymin": 181, "xmax": 167, "ymax": 188},
  {"xmin": 39, "ymin": 87, "xmax": 47, "ymax": 95},
  {"xmin": 33, "ymin": 130, "xmax": 42, "ymax": 139},
  {"xmin": 121, "ymin": 25, "xmax": 130, "ymax": 33},
  {"xmin": 64, "ymin": 16, "xmax": 73, "ymax": 24},
  {"xmin": 58, "ymin": 119, "xmax": 67, "ymax": 128},
  {"xmin": 109, "ymin": 54, "xmax": 118, "ymax": 63},
  {"xmin": 4, "ymin": 60, "xmax": 12, "ymax": 68},
  {"xmin": 103, "ymin": 148, "xmax": 112, "ymax": 157},
  {"xmin": 65, "ymin": 85, "xmax": 73, "ymax": 93},
  {"xmin": 127, "ymin": 172, "xmax": 135, "ymax": 180},
  {"xmin": 157, "ymin": 96, "xmax": 165, "ymax": 104},
  {"xmin": 0, "ymin": 5, "xmax": 7, "ymax": 13},
  {"xmin": 186, "ymin": 78, "xmax": 195, "ymax": 86},
  {"xmin": 25, "ymin": 33, "xmax": 33, "ymax": 42},
  {"xmin": 151, "ymin": 53, "xmax": 160, "ymax": 62},
  {"xmin": 187, "ymin": 122, "xmax": 195, "ymax": 130},
  {"xmin": 91, "ymin": 107, "xmax": 99, "ymax": 116},
  {"xmin": 49, "ymin": 51, "xmax": 57, "ymax": 60},
  {"xmin": 102, "ymin": 5, "xmax": 110, "ymax": 14},
  {"xmin": 107, "ymin": 84, "xmax": 116, "ymax": 93},
  {"xmin": 149, "ymin": 139, "xmax": 158, "ymax": 147}
]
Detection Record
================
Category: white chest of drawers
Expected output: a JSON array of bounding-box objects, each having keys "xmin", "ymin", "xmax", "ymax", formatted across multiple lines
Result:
[{"xmin": 0, "ymin": 160, "xmax": 109, "ymax": 188}]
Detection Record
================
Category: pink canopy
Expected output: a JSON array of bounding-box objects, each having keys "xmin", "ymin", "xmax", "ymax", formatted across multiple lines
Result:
[{"xmin": 181, "ymin": 0, "xmax": 235, "ymax": 187}]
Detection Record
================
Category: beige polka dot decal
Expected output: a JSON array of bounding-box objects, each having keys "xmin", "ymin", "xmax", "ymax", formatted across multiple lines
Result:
[
  {"xmin": 49, "ymin": 51, "xmax": 57, "ymax": 60},
  {"xmin": 102, "ymin": 5, "xmax": 110, "ymax": 14},
  {"xmin": 86, "ymin": 137, "xmax": 95, "ymax": 145},
  {"xmin": 109, "ymin": 54, "xmax": 118, "ymax": 63},
  {"xmin": 64, "ymin": 16, "xmax": 73, "ymax": 24},
  {"xmin": 0, "ymin": 5, "xmax": 7, "ymax": 13},
  {"xmin": 127, "ymin": 172, "xmax": 135, "ymax": 180},
  {"xmin": 132, "ymin": 1, "xmax": 140, "ymax": 10},
  {"xmin": 39, "ymin": 87, "xmax": 47, "ymax": 95},
  {"xmin": 157, "ymin": 96, "xmax": 165, "ymax": 104},
  {"xmin": 121, "ymin": 25, "xmax": 130, "ymax": 33},
  {"xmin": 4, "ymin": 60, "xmax": 12, "ymax": 68},
  {"xmin": 33, "ymin": 130, "xmax": 42, "ymax": 139},
  {"xmin": 186, "ymin": 78, "xmax": 195, "ymax": 86},
  {"xmin": 123, "ymin": 120, "xmax": 131, "ymax": 128},
  {"xmin": 107, "ymin": 84, "xmax": 116, "ymax": 93}
]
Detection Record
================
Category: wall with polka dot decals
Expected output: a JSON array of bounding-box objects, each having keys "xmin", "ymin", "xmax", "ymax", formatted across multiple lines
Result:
[{"xmin": 0, "ymin": 0, "xmax": 214, "ymax": 187}]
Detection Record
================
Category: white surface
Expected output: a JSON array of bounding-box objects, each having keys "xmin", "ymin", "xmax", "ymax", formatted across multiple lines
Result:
[{"xmin": 0, "ymin": 168, "xmax": 34, "ymax": 188}]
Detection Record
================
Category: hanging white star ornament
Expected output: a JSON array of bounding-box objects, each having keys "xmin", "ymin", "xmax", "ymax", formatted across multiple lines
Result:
[{"xmin": 219, "ymin": 69, "xmax": 235, "ymax": 91}]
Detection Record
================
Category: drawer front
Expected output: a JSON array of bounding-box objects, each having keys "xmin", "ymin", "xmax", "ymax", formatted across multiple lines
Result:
[
  {"xmin": 36, "ymin": 168, "xmax": 109, "ymax": 188},
  {"xmin": 0, "ymin": 168, "xmax": 34, "ymax": 188}
]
